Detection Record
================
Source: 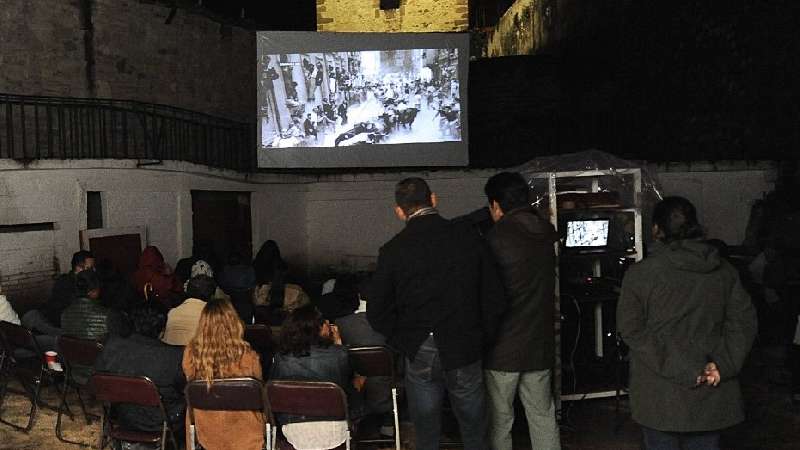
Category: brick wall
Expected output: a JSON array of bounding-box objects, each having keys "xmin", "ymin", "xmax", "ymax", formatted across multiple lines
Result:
[
  {"xmin": 0, "ymin": 0, "xmax": 254, "ymax": 122},
  {"xmin": 0, "ymin": 227, "xmax": 57, "ymax": 306},
  {"xmin": 317, "ymin": 0, "xmax": 469, "ymax": 32}
]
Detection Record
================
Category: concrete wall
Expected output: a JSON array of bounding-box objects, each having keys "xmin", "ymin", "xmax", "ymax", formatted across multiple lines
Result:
[
  {"xmin": 0, "ymin": 0, "xmax": 254, "ymax": 121},
  {"xmin": 317, "ymin": 0, "xmax": 469, "ymax": 32},
  {"xmin": 0, "ymin": 160, "xmax": 309, "ymax": 304},
  {"xmin": 0, "ymin": 160, "xmax": 774, "ymax": 305}
]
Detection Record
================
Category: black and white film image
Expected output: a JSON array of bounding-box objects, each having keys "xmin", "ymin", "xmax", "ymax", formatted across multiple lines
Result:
[
  {"xmin": 566, "ymin": 220, "xmax": 610, "ymax": 247},
  {"xmin": 258, "ymin": 49, "xmax": 461, "ymax": 149}
]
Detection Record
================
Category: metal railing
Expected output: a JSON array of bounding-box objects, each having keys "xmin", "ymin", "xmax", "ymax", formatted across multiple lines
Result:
[{"xmin": 0, "ymin": 93, "xmax": 254, "ymax": 172}]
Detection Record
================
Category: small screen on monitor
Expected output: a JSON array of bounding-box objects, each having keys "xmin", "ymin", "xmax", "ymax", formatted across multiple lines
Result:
[{"xmin": 566, "ymin": 220, "xmax": 610, "ymax": 248}]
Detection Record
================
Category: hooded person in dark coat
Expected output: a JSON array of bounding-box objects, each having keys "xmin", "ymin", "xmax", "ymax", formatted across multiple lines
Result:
[
  {"xmin": 131, "ymin": 246, "xmax": 182, "ymax": 310},
  {"xmin": 617, "ymin": 196, "xmax": 757, "ymax": 450}
]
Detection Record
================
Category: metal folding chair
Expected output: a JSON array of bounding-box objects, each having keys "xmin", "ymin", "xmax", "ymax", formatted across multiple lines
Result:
[
  {"xmin": 0, "ymin": 320, "xmax": 47, "ymax": 432},
  {"xmin": 185, "ymin": 377, "xmax": 268, "ymax": 450},
  {"xmin": 91, "ymin": 372, "xmax": 179, "ymax": 450},
  {"xmin": 348, "ymin": 345, "xmax": 402, "ymax": 450},
  {"xmin": 56, "ymin": 335, "xmax": 103, "ymax": 445},
  {"xmin": 266, "ymin": 380, "xmax": 350, "ymax": 450}
]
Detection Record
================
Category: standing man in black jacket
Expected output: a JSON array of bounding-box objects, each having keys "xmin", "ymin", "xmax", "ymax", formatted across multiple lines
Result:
[
  {"xmin": 367, "ymin": 177, "xmax": 505, "ymax": 450},
  {"xmin": 484, "ymin": 172, "xmax": 561, "ymax": 450}
]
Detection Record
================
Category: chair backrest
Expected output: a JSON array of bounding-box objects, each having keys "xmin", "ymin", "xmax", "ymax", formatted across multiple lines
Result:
[
  {"xmin": 0, "ymin": 320, "xmax": 41, "ymax": 355},
  {"xmin": 91, "ymin": 373, "xmax": 162, "ymax": 407},
  {"xmin": 266, "ymin": 381, "xmax": 348, "ymax": 420},
  {"xmin": 348, "ymin": 346, "xmax": 395, "ymax": 379},
  {"xmin": 186, "ymin": 378, "xmax": 265, "ymax": 412},
  {"xmin": 57, "ymin": 336, "xmax": 103, "ymax": 367}
]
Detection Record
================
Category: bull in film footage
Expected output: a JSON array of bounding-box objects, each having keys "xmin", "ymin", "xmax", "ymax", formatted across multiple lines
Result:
[{"xmin": 258, "ymin": 49, "xmax": 461, "ymax": 149}]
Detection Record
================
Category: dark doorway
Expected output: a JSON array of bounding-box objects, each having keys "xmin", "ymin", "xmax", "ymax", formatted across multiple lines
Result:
[{"xmin": 191, "ymin": 191, "xmax": 253, "ymax": 267}]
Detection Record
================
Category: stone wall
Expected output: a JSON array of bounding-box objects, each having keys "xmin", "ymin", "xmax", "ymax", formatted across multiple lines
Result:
[
  {"xmin": 317, "ymin": 0, "xmax": 469, "ymax": 32},
  {"xmin": 0, "ymin": 0, "xmax": 254, "ymax": 122}
]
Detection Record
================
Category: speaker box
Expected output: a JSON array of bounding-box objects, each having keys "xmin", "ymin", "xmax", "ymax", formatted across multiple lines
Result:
[{"xmin": 380, "ymin": 0, "xmax": 401, "ymax": 10}]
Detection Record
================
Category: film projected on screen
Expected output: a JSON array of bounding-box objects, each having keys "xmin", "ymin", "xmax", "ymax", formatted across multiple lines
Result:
[{"xmin": 256, "ymin": 32, "xmax": 469, "ymax": 169}]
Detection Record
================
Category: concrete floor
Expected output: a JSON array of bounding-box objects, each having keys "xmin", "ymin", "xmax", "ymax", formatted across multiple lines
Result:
[{"xmin": 0, "ymin": 345, "xmax": 797, "ymax": 449}]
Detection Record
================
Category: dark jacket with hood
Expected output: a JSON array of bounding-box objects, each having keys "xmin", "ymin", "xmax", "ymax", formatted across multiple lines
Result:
[
  {"xmin": 485, "ymin": 207, "xmax": 559, "ymax": 372},
  {"xmin": 617, "ymin": 239, "xmax": 757, "ymax": 432},
  {"xmin": 132, "ymin": 246, "xmax": 182, "ymax": 309}
]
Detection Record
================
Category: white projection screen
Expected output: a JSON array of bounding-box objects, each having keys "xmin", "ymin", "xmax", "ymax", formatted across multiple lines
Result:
[{"xmin": 256, "ymin": 32, "xmax": 469, "ymax": 169}]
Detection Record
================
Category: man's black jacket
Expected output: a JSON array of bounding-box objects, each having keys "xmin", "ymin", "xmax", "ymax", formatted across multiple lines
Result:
[{"xmin": 366, "ymin": 213, "xmax": 505, "ymax": 370}]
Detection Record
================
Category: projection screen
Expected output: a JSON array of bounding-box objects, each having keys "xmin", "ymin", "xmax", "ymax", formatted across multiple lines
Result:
[{"xmin": 256, "ymin": 32, "xmax": 469, "ymax": 169}]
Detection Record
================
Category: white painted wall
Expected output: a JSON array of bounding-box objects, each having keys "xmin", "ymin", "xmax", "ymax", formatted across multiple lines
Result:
[
  {"xmin": 0, "ymin": 160, "xmax": 310, "ymax": 283},
  {"xmin": 0, "ymin": 159, "xmax": 776, "ymax": 295}
]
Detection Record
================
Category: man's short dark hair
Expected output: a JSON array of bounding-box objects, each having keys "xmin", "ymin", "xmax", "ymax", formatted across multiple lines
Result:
[
  {"xmin": 75, "ymin": 270, "xmax": 100, "ymax": 296},
  {"xmin": 129, "ymin": 307, "xmax": 167, "ymax": 339},
  {"xmin": 652, "ymin": 196, "xmax": 704, "ymax": 242},
  {"xmin": 395, "ymin": 177, "xmax": 433, "ymax": 216},
  {"xmin": 484, "ymin": 172, "xmax": 530, "ymax": 213},
  {"xmin": 185, "ymin": 274, "xmax": 216, "ymax": 301},
  {"xmin": 71, "ymin": 250, "xmax": 95, "ymax": 270}
]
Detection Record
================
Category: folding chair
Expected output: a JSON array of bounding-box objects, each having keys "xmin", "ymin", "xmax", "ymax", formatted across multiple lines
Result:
[
  {"xmin": 348, "ymin": 345, "xmax": 402, "ymax": 450},
  {"xmin": 266, "ymin": 380, "xmax": 351, "ymax": 450},
  {"xmin": 0, "ymin": 320, "xmax": 47, "ymax": 432},
  {"xmin": 245, "ymin": 324, "xmax": 275, "ymax": 376},
  {"xmin": 185, "ymin": 377, "xmax": 268, "ymax": 450},
  {"xmin": 56, "ymin": 335, "xmax": 103, "ymax": 445},
  {"xmin": 91, "ymin": 373, "xmax": 179, "ymax": 450}
]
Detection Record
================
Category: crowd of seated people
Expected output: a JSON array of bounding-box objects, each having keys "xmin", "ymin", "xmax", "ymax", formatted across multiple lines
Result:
[{"xmin": 1, "ymin": 239, "xmax": 395, "ymax": 450}]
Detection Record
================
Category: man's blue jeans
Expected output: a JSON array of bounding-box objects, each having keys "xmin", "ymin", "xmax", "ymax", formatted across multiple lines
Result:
[
  {"xmin": 642, "ymin": 426, "xmax": 720, "ymax": 450},
  {"xmin": 405, "ymin": 336, "xmax": 488, "ymax": 450}
]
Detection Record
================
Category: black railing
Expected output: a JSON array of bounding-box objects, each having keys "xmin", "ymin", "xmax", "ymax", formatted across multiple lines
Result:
[{"xmin": 0, "ymin": 93, "xmax": 254, "ymax": 172}]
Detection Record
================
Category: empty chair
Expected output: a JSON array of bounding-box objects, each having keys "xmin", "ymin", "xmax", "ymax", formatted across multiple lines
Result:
[
  {"xmin": 91, "ymin": 373, "xmax": 179, "ymax": 450},
  {"xmin": 266, "ymin": 380, "xmax": 351, "ymax": 450},
  {"xmin": 0, "ymin": 320, "xmax": 46, "ymax": 432},
  {"xmin": 55, "ymin": 335, "xmax": 103, "ymax": 445},
  {"xmin": 185, "ymin": 377, "xmax": 268, "ymax": 450},
  {"xmin": 348, "ymin": 346, "xmax": 401, "ymax": 450}
]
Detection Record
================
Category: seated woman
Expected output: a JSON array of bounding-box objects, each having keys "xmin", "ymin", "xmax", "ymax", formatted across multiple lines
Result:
[
  {"xmin": 252, "ymin": 240, "xmax": 309, "ymax": 317},
  {"xmin": 271, "ymin": 305, "xmax": 364, "ymax": 450},
  {"xmin": 183, "ymin": 298, "xmax": 263, "ymax": 450}
]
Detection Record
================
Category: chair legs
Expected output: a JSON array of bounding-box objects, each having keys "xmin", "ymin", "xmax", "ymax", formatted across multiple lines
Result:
[
  {"xmin": 391, "ymin": 387, "xmax": 401, "ymax": 450},
  {"xmin": 0, "ymin": 375, "xmax": 41, "ymax": 432},
  {"xmin": 56, "ymin": 383, "xmax": 94, "ymax": 446}
]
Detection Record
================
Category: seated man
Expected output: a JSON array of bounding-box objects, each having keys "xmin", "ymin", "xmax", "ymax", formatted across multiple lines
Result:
[
  {"xmin": 162, "ymin": 275, "xmax": 215, "ymax": 346},
  {"xmin": 95, "ymin": 307, "xmax": 185, "ymax": 432},
  {"xmin": 61, "ymin": 270, "xmax": 114, "ymax": 341}
]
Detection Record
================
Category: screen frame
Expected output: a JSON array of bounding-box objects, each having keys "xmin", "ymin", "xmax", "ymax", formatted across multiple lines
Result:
[
  {"xmin": 256, "ymin": 31, "xmax": 469, "ymax": 169},
  {"xmin": 565, "ymin": 219, "xmax": 611, "ymax": 249}
]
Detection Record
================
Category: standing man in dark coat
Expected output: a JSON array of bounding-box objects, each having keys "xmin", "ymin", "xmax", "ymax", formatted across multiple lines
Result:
[
  {"xmin": 617, "ymin": 197, "xmax": 757, "ymax": 450},
  {"xmin": 483, "ymin": 172, "xmax": 561, "ymax": 450},
  {"xmin": 367, "ymin": 177, "xmax": 505, "ymax": 450}
]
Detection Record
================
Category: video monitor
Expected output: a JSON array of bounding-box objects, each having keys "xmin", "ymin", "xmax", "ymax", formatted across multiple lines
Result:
[
  {"xmin": 565, "ymin": 219, "xmax": 610, "ymax": 248},
  {"xmin": 256, "ymin": 32, "xmax": 469, "ymax": 168}
]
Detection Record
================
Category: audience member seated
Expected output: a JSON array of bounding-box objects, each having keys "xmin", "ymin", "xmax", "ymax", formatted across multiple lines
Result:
[
  {"xmin": 327, "ymin": 275, "xmax": 394, "ymax": 435},
  {"xmin": 162, "ymin": 275, "xmax": 215, "ymax": 346},
  {"xmin": 94, "ymin": 307, "xmax": 185, "ymax": 433},
  {"xmin": 60, "ymin": 270, "xmax": 116, "ymax": 383},
  {"xmin": 271, "ymin": 305, "xmax": 365, "ymax": 450},
  {"xmin": 174, "ymin": 239, "xmax": 220, "ymax": 287},
  {"xmin": 183, "ymin": 298, "xmax": 263, "ymax": 450},
  {"xmin": 0, "ymin": 285, "xmax": 21, "ymax": 325},
  {"xmin": 21, "ymin": 250, "xmax": 94, "ymax": 336},
  {"xmin": 183, "ymin": 260, "xmax": 227, "ymax": 301},
  {"xmin": 96, "ymin": 258, "xmax": 141, "ymax": 312},
  {"xmin": 252, "ymin": 240, "xmax": 309, "ymax": 314},
  {"xmin": 132, "ymin": 246, "xmax": 182, "ymax": 310},
  {"xmin": 217, "ymin": 254, "xmax": 256, "ymax": 323},
  {"xmin": 61, "ymin": 270, "xmax": 115, "ymax": 341}
]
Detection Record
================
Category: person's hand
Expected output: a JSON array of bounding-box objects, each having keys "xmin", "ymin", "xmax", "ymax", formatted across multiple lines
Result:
[
  {"xmin": 329, "ymin": 323, "xmax": 342, "ymax": 345},
  {"xmin": 696, "ymin": 362, "xmax": 721, "ymax": 387},
  {"xmin": 353, "ymin": 376, "xmax": 367, "ymax": 392}
]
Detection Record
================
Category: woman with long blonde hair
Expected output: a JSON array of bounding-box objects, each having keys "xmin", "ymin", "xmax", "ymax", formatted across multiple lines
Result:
[{"xmin": 183, "ymin": 298, "xmax": 263, "ymax": 450}]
